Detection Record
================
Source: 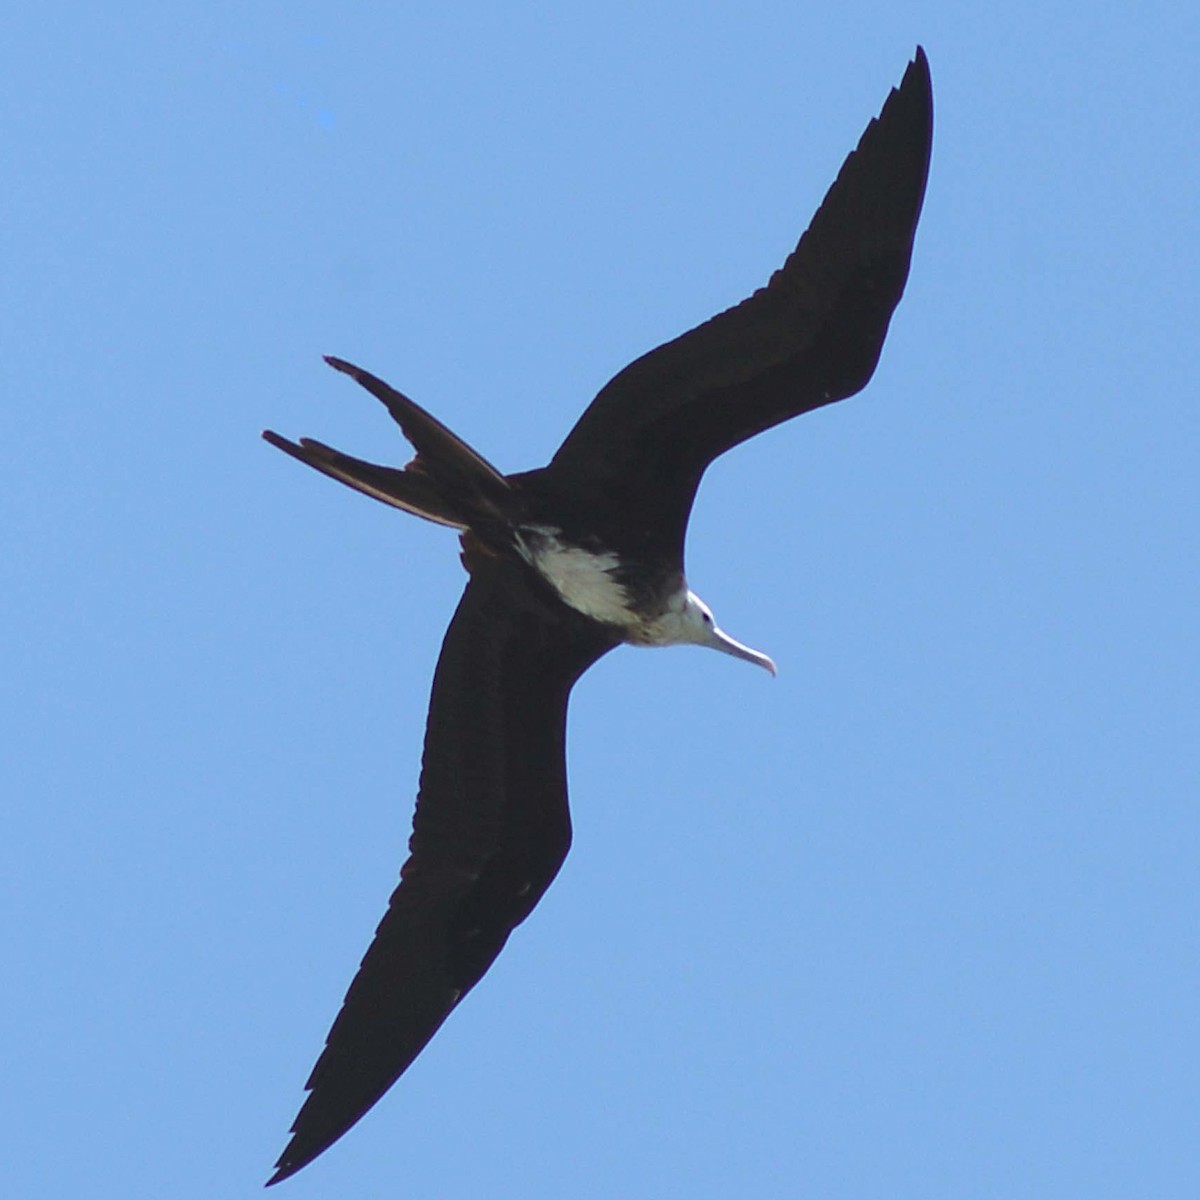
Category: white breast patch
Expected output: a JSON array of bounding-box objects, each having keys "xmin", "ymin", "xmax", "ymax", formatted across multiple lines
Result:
[{"xmin": 516, "ymin": 526, "xmax": 634, "ymax": 627}]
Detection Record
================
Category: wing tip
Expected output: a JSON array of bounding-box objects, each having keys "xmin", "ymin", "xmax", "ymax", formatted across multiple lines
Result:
[
  {"xmin": 902, "ymin": 45, "xmax": 933, "ymax": 118},
  {"xmin": 264, "ymin": 1157, "xmax": 296, "ymax": 1188},
  {"xmin": 265, "ymin": 1130, "xmax": 323, "ymax": 1188}
]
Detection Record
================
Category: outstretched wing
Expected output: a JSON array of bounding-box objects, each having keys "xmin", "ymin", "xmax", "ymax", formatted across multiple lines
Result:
[
  {"xmin": 269, "ymin": 556, "xmax": 618, "ymax": 1185},
  {"xmin": 545, "ymin": 48, "xmax": 932, "ymax": 564}
]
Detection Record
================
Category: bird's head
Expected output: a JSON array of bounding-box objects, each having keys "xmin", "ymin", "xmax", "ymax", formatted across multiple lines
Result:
[{"xmin": 677, "ymin": 591, "xmax": 777, "ymax": 676}]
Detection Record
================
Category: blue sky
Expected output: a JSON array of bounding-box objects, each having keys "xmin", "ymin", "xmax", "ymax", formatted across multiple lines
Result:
[{"xmin": 4, "ymin": 4, "xmax": 1198, "ymax": 1198}]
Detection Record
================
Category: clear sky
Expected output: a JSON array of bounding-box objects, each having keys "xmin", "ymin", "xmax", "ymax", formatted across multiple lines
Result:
[{"xmin": 4, "ymin": 4, "xmax": 1198, "ymax": 1198}]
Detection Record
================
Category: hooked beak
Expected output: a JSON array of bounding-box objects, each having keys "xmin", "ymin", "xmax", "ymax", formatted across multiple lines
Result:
[{"xmin": 705, "ymin": 624, "xmax": 777, "ymax": 677}]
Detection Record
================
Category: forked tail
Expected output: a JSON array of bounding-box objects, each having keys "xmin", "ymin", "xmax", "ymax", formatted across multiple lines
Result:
[{"xmin": 263, "ymin": 357, "xmax": 516, "ymax": 531}]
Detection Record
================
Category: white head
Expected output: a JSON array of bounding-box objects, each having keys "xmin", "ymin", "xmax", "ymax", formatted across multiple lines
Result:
[{"xmin": 675, "ymin": 590, "xmax": 777, "ymax": 676}]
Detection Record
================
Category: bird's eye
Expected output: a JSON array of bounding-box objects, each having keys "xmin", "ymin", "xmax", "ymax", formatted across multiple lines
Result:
[{"xmin": 702, "ymin": 612, "xmax": 712, "ymax": 625}]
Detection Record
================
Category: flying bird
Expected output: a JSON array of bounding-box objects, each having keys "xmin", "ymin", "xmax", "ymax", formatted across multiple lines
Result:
[{"xmin": 264, "ymin": 48, "xmax": 932, "ymax": 1184}]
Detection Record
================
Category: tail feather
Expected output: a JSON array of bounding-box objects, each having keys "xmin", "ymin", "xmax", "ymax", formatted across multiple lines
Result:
[
  {"xmin": 323, "ymin": 357, "xmax": 511, "ymax": 509},
  {"xmin": 264, "ymin": 357, "xmax": 518, "ymax": 531},
  {"xmin": 261, "ymin": 431, "xmax": 471, "ymax": 528}
]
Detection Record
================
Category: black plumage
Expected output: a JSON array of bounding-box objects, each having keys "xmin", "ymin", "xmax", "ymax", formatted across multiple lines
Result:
[{"xmin": 264, "ymin": 48, "xmax": 932, "ymax": 1184}]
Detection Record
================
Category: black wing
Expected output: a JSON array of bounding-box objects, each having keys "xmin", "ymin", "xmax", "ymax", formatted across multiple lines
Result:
[
  {"xmin": 544, "ymin": 48, "xmax": 932, "ymax": 564},
  {"xmin": 269, "ymin": 556, "xmax": 618, "ymax": 1185}
]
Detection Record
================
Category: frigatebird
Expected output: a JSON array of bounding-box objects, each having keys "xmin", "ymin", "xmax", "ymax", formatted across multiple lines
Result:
[{"xmin": 264, "ymin": 48, "xmax": 932, "ymax": 1184}]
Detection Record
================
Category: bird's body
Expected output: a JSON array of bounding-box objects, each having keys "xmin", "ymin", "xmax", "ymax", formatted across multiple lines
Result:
[{"xmin": 263, "ymin": 49, "xmax": 933, "ymax": 1185}]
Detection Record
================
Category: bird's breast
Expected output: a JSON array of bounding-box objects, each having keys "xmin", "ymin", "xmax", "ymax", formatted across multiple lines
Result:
[{"xmin": 515, "ymin": 526, "xmax": 640, "ymax": 630}]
